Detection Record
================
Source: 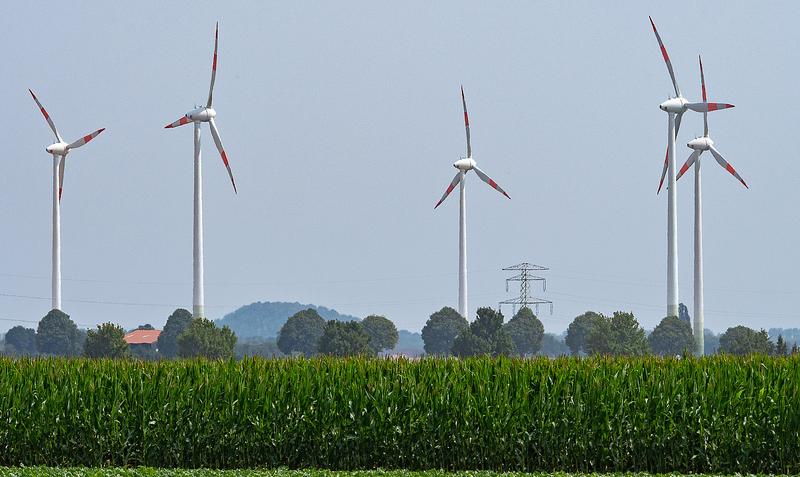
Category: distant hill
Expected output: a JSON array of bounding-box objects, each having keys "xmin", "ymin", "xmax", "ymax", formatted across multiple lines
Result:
[{"xmin": 216, "ymin": 301, "xmax": 360, "ymax": 339}]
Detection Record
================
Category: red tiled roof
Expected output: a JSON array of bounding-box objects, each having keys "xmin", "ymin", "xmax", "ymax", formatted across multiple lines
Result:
[{"xmin": 124, "ymin": 329, "xmax": 161, "ymax": 345}]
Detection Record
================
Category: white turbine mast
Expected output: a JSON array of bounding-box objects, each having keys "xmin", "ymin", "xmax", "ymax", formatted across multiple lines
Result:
[
  {"xmin": 676, "ymin": 56, "xmax": 747, "ymax": 356},
  {"xmin": 29, "ymin": 89, "xmax": 105, "ymax": 312},
  {"xmin": 434, "ymin": 86, "xmax": 511, "ymax": 320},
  {"xmin": 649, "ymin": 17, "xmax": 733, "ymax": 319},
  {"xmin": 164, "ymin": 23, "xmax": 237, "ymax": 319}
]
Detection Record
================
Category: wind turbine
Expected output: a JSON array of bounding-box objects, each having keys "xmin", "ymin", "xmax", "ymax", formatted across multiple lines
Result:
[
  {"xmin": 28, "ymin": 89, "xmax": 105, "ymax": 311},
  {"xmin": 649, "ymin": 17, "xmax": 733, "ymax": 318},
  {"xmin": 676, "ymin": 56, "xmax": 747, "ymax": 355},
  {"xmin": 434, "ymin": 86, "xmax": 511, "ymax": 319},
  {"xmin": 164, "ymin": 23, "xmax": 236, "ymax": 319}
]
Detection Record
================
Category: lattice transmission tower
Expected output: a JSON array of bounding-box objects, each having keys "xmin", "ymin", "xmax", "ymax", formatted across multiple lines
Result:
[{"xmin": 498, "ymin": 262, "xmax": 553, "ymax": 315}]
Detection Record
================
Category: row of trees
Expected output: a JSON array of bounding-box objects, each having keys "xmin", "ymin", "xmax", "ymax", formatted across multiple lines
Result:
[
  {"xmin": 419, "ymin": 305, "xmax": 798, "ymax": 358},
  {"xmin": 565, "ymin": 311, "xmax": 797, "ymax": 356},
  {"xmin": 276, "ymin": 309, "xmax": 399, "ymax": 356},
  {"xmin": 2, "ymin": 308, "xmax": 237, "ymax": 359},
  {"xmin": 421, "ymin": 306, "xmax": 545, "ymax": 357}
]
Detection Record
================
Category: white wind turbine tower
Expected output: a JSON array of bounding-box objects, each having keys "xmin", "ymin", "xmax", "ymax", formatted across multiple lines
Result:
[
  {"xmin": 676, "ymin": 56, "xmax": 747, "ymax": 355},
  {"xmin": 28, "ymin": 90, "xmax": 105, "ymax": 311},
  {"xmin": 434, "ymin": 86, "xmax": 511, "ymax": 319},
  {"xmin": 164, "ymin": 23, "xmax": 237, "ymax": 319},
  {"xmin": 649, "ymin": 17, "xmax": 733, "ymax": 318}
]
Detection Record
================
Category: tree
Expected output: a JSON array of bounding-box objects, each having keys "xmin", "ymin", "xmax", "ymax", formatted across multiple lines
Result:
[
  {"xmin": 421, "ymin": 307, "xmax": 468, "ymax": 356},
  {"xmin": 776, "ymin": 335, "xmax": 788, "ymax": 356},
  {"xmin": 84, "ymin": 322, "xmax": 130, "ymax": 358},
  {"xmin": 318, "ymin": 320, "xmax": 373, "ymax": 356},
  {"xmin": 157, "ymin": 308, "xmax": 193, "ymax": 358},
  {"xmin": 585, "ymin": 311, "xmax": 650, "ymax": 356},
  {"xmin": 4, "ymin": 326, "xmax": 37, "ymax": 356},
  {"xmin": 361, "ymin": 315, "xmax": 399, "ymax": 354},
  {"xmin": 678, "ymin": 303, "xmax": 691, "ymax": 327},
  {"xmin": 277, "ymin": 308, "xmax": 326, "ymax": 356},
  {"xmin": 136, "ymin": 324, "xmax": 155, "ymax": 331},
  {"xmin": 36, "ymin": 309, "xmax": 81, "ymax": 356},
  {"xmin": 493, "ymin": 329, "xmax": 517, "ymax": 357},
  {"xmin": 451, "ymin": 307, "xmax": 515, "ymax": 357},
  {"xmin": 177, "ymin": 317, "xmax": 237, "ymax": 359},
  {"xmin": 792, "ymin": 342, "xmax": 799, "ymax": 355},
  {"xmin": 648, "ymin": 316, "xmax": 694, "ymax": 356},
  {"xmin": 503, "ymin": 307, "xmax": 545, "ymax": 356},
  {"xmin": 565, "ymin": 311, "xmax": 605, "ymax": 355},
  {"xmin": 451, "ymin": 331, "xmax": 491, "ymax": 357},
  {"xmin": 718, "ymin": 326, "xmax": 774, "ymax": 356}
]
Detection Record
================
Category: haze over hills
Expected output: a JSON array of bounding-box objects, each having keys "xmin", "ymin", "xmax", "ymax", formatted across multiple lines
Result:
[{"xmin": 215, "ymin": 301, "xmax": 360, "ymax": 339}]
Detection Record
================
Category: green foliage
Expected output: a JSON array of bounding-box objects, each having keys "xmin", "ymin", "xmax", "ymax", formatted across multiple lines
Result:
[
  {"xmin": 277, "ymin": 309, "xmax": 326, "ymax": 356},
  {"xmin": 157, "ymin": 309, "xmax": 193, "ymax": 358},
  {"xmin": 215, "ymin": 301, "xmax": 359, "ymax": 339},
  {"xmin": 318, "ymin": 321, "xmax": 373, "ymax": 357},
  {"xmin": 450, "ymin": 330, "xmax": 491, "ymax": 357},
  {"xmin": 0, "ymin": 356, "xmax": 800, "ymax": 473},
  {"xmin": 361, "ymin": 315, "xmax": 398, "ymax": 353},
  {"xmin": 35, "ymin": 309, "xmax": 81, "ymax": 356},
  {"xmin": 648, "ymin": 316, "xmax": 694, "ymax": 356},
  {"xmin": 719, "ymin": 325, "xmax": 775, "ymax": 356},
  {"xmin": 0, "ymin": 469, "xmax": 740, "ymax": 477},
  {"xmin": 234, "ymin": 337, "xmax": 283, "ymax": 359},
  {"xmin": 564, "ymin": 311, "xmax": 604, "ymax": 355},
  {"xmin": 3, "ymin": 326, "xmax": 37, "ymax": 356},
  {"xmin": 177, "ymin": 318, "xmax": 237, "ymax": 359},
  {"xmin": 585, "ymin": 311, "xmax": 650, "ymax": 356},
  {"xmin": 452, "ymin": 308, "xmax": 514, "ymax": 357},
  {"xmin": 84, "ymin": 323, "xmax": 130, "ymax": 359},
  {"xmin": 503, "ymin": 307, "xmax": 544, "ymax": 356},
  {"xmin": 421, "ymin": 307, "xmax": 468, "ymax": 356}
]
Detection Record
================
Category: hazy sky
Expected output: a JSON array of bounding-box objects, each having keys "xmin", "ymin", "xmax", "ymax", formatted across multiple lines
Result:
[{"xmin": 2, "ymin": 2, "xmax": 799, "ymax": 335}]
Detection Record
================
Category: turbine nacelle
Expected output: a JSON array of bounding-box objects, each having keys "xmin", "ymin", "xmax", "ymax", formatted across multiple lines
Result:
[
  {"xmin": 688, "ymin": 137, "xmax": 713, "ymax": 151},
  {"xmin": 453, "ymin": 158, "xmax": 476, "ymax": 171},
  {"xmin": 659, "ymin": 97, "xmax": 688, "ymax": 113},
  {"xmin": 186, "ymin": 107, "xmax": 216, "ymax": 122},
  {"xmin": 45, "ymin": 142, "xmax": 68, "ymax": 155}
]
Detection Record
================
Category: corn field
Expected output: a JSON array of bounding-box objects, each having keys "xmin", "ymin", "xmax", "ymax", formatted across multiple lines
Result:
[{"xmin": 0, "ymin": 356, "xmax": 798, "ymax": 472}]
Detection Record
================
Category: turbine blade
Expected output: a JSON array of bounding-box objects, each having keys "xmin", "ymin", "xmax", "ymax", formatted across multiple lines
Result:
[
  {"xmin": 675, "ymin": 111, "xmax": 683, "ymax": 137},
  {"xmin": 687, "ymin": 102, "xmax": 734, "ymax": 113},
  {"xmin": 207, "ymin": 22, "xmax": 219, "ymax": 108},
  {"xmin": 709, "ymin": 145, "xmax": 748, "ymax": 189},
  {"xmin": 699, "ymin": 56, "xmax": 708, "ymax": 136},
  {"xmin": 461, "ymin": 86, "xmax": 471, "ymax": 158},
  {"xmin": 648, "ymin": 17, "xmax": 681, "ymax": 97},
  {"xmin": 434, "ymin": 171, "xmax": 463, "ymax": 209},
  {"xmin": 657, "ymin": 148, "xmax": 669, "ymax": 194},
  {"xmin": 29, "ymin": 89, "xmax": 63, "ymax": 142},
  {"xmin": 67, "ymin": 128, "xmax": 105, "ymax": 150},
  {"xmin": 165, "ymin": 116, "xmax": 191, "ymax": 129},
  {"xmin": 473, "ymin": 166, "xmax": 510, "ymax": 199},
  {"xmin": 208, "ymin": 118, "xmax": 237, "ymax": 193},
  {"xmin": 58, "ymin": 155, "xmax": 66, "ymax": 201},
  {"xmin": 676, "ymin": 150, "xmax": 701, "ymax": 181}
]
